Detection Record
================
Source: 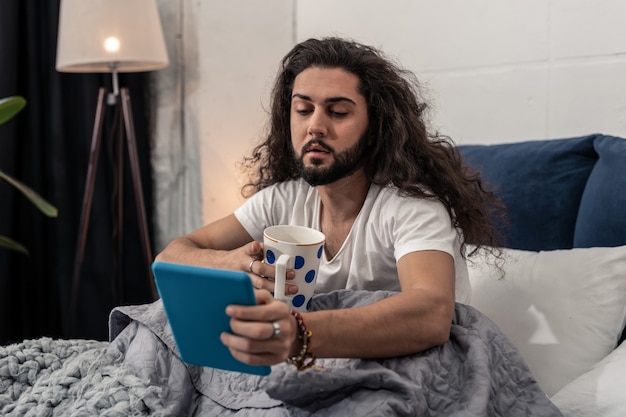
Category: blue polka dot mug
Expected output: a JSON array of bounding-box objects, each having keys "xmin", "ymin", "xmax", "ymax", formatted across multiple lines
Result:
[{"xmin": 263, "ymin": 225, "xmax": 325, "ymax": 312}]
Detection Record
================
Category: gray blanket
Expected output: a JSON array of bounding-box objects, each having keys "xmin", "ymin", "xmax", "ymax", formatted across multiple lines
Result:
[{"xmin": 1, "ymin": 290, "xmax": 562, "ymax": 416}]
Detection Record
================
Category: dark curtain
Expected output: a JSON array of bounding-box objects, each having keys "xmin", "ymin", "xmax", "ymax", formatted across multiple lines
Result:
[{"xmin": 0, "ymin": 1, "xmax": 156, "ymax": 345}]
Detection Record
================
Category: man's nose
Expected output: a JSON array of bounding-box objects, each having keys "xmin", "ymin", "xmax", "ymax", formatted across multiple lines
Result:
[{"xmin": 307, "ymin": 111, "xmax": 328, "ymax": 137}]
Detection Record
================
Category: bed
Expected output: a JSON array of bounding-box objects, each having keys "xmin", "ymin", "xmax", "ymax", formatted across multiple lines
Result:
[
  {"xmin": 459, "ymin": 133, "xmax": 626, "ymax": 416},
  {"xmin": 1, "ymin": 133, "xmax": 624, "ymax": 416},
  {"xmin": 1, "ymin": 292, "xmax": 560, "ymax": 416}
]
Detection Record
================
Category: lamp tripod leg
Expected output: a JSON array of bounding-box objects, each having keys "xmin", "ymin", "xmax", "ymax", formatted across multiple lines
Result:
[
  {"xmin": 114, "ymin": 95, "xmax": 125, "ymax": 303},
  {"xmin": 120, "ymin": 87, "xmax": 157, "ymax": 300},
  {"xmin": 70, "ymin": 87, "xmax": 107, "ymax": 334}
]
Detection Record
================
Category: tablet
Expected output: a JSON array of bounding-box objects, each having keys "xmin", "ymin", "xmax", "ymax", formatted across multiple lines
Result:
[{"xmin": 152, "ymin": 261, "xmax": 271, "ymax": 376}]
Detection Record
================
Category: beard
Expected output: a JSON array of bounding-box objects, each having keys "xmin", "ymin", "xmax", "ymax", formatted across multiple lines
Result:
[{"xmin": 294, "ymin": 134, "xmax": 369, "ymax": 186}]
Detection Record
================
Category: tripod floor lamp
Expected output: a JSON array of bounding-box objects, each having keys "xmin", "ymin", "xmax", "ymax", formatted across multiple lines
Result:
[{"xmin": 56, "ymin": 0, "xmax": 169, "ymax": 329}]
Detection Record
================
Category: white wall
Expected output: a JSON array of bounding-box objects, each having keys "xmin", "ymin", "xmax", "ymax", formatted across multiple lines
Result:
[
  {"xmin": 154, "ymin": 0, "xmax": 626, "ymax": 247},
  {"xmin": 153, "ymin": 0, "xmax": 293, "ymax": 249},
  {"xmin": 296, "ymin": 0, "xmax": 626, "ymax": 144}
]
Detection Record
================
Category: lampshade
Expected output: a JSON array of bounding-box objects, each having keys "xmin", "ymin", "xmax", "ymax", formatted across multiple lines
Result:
[{"xmin": 56, "ymin": 0, "xmax": 169, "ymax": 73}]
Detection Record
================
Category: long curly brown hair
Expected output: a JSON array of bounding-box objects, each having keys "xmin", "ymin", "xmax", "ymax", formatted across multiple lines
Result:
[{"xmin": 242, "ymin": 37, "xmax": 505, "ymax": 256}]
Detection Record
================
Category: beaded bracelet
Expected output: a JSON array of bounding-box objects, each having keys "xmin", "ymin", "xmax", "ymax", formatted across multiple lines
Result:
[{"xmin": 286, "ymin": 309, "xmax": 316, "ymax": 371}]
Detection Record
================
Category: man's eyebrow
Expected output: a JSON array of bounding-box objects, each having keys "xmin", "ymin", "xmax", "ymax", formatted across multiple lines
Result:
[{"xmin": 292, "ymin": 93, "xmax": 356, "ymax": 105}]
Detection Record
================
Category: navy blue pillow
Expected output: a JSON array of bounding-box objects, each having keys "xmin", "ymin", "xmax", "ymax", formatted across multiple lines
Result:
[
  {"xmin": 458, "ymin": 135, "xmax": 598, "ymax": 251},
  {"xmin": 574, "ymin": 135, "xmax": 626, "ymax": 248}
]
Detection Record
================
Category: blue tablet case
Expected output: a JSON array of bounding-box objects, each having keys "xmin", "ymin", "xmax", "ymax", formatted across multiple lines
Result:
[{"xmin": 152, "ymin": 261, "xmax": 271, "ymax": 376}]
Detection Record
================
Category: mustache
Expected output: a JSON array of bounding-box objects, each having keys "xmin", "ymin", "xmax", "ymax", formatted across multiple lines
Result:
[{"xmin": 302, "ymin": 139, "xmax": 334, "ymax": 154}]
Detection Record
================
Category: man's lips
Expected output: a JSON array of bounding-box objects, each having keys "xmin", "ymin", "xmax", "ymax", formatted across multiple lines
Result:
[
  {"xmin": 306, "ymin": 147, "xmax": 330, "ymax": 155},
  {"xmin": 304, "ymin": 149, "xmax": 330, "ymax": 161},
  {"xmin": 303, "ymin": 140, "xmax": 333, "ymax": 155}
]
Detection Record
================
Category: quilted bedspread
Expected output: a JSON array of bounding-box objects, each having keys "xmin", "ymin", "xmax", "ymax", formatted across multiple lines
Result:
[{"xmin": 0, "ymin": 290, "xmax": 562, "ymax": 416}]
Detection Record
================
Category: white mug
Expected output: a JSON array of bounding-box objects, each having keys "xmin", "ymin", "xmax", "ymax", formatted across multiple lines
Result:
[{"xmin": 263, "ymin": 225, "xmax": 325, "ymax": 312}]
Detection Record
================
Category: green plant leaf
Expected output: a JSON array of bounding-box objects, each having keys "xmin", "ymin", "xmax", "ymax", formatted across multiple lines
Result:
[
  {"xmin": 0, "ymin": 95, "xmax": 57, "ymax": 256},
  {"xmin": 0, "ymin": 235, "xmax": 29, "ymax": 254},
  {"xmin": 0, "ymin": 96, "xmax": 26, "ymax": 125},
  {"xmin": 0, "ymin": 170, "xmax": 58, "ymax": 217}
]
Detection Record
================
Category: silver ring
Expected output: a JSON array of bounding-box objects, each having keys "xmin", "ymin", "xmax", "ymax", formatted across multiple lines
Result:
[
  {"xmin": 249, "ymin": 259, "xmax": 257, "ymax": 274},
  {"xmin": 271, "ymin": 321, "xmax": 280, "ymax": 339}
]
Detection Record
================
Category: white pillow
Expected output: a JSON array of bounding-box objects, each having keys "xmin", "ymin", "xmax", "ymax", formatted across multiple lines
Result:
[
  {"xmin": 551, "ymin": 341, "xmax": 626, "ymax": 416},
  {"xmin": 467, "ymin": 245, "xmax": 626, "ymax": 397}
]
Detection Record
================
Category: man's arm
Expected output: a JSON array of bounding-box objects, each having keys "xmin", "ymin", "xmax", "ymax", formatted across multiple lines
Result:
[
  {"xmin": 155, "ymin": 213, "xmax": 256, "ymax": 270},
  {"xmin": 299, "ymin": 249, "xmax": 455, "ymax": 358},
  {"xmin": 156, "ymin": 213, "xmax": 304, "ymax": 364},
  {"xmin": 155, "ymin": 213, "xmax": 297, "ymax": 294}
]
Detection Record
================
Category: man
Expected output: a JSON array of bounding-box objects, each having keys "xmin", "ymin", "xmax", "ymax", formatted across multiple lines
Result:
[{"xmin": 155, "ymin": 37, "xmax": 502, "ymax": 369}]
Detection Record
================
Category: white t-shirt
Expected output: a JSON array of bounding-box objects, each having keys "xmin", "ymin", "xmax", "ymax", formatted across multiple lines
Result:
[{"xmin": 234, "ymin": 179, "xmax": 470, "ymax": 304}]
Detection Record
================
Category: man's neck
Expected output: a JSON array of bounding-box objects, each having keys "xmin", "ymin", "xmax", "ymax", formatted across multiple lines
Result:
[{"xmin": 316, "ymin": 171, "xmax": 370, "ymax": 224}]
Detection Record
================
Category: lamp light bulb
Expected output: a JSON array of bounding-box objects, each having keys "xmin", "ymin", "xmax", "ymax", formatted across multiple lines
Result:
[{"xmin": 104, "ymin": 37, "xmax": 120, "ymax": 53}]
